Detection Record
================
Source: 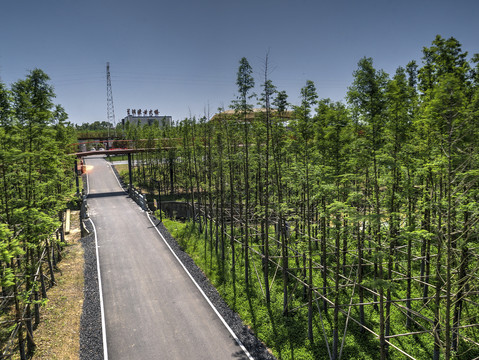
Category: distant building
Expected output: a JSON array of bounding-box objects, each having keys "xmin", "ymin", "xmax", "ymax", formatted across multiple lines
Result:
[
  {"xmin": 209, "ymin": 108, "xmax": 294, "ymax": 122},
  {"xmin": 121, "ymin": 108, "xmax": 172, "ymax": 128}
]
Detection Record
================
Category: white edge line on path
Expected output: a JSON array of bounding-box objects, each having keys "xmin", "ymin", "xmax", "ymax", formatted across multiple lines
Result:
[
  {"xmin": 107, "ymin": 157, "xmax": 251, "ymax": 358},
  {"xmin": 87, "ymin": 217, "xmax": 109, "ymax": 360},
  {"xmin": 106, "ymin": 161, "xmax": 127, "ymax": 193},
  {"xmin": 84, "ymin": 158, "xmax": 109, "ymax": 360},
  {"xmin": 146, "ymin": 213, "xmax": 255, "ymax": 360}
]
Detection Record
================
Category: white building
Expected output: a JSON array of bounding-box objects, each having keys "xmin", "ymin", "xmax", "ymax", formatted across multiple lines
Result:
[{"xmin": 121, "ymin": 109, "xmax": 172, "ymax": 128}]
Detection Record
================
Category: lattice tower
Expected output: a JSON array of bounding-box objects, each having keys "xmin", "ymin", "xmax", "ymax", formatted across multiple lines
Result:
[{"xmin": 106, "ymin": 62, "xmax": 116, "ymax": 137}]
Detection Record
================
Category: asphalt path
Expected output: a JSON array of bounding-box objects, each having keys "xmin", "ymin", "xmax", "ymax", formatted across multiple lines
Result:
[{"xmin": 84, "ymin": 156, "xmax": 250, "ymax": 360}]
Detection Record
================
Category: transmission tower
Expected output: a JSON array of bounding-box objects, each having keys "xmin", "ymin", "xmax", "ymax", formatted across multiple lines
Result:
[{"xmin": 106, "ymin": 62, "xmax": 116, "ymax": 141}]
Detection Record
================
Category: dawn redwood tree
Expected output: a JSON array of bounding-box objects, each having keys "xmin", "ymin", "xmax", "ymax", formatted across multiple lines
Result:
[
  {"xmin": 418, "ymin": 35, "xmax": 470, "ymax": 94},
  {"xmin": 347, "ymin": 57, "xmax": 389, "ymax": 359},
  {"xmin": 386, "ymin": 66, "xmax": 421, "ymax": 333},
  {"xmin": 383, "ymin": 66, "xmax": 414, "ymax": 337},
  {"xmin": 315, "ymin": 98, "xmax": 351, "ymax": 359},
  {"xmin": 221, "ymin": 107, "xmax": 239, "ymax": 292},
  {"xmin": 424, "ymin": 72, "xmax": 469, "ymax": 360},
  {"xmin": 0, "ymin": 82, "xmax": 16, "ymax": 302},
  {"xmin": 0, "ymin": 70, "xmax": 74, "ymax": 358},
  {"xmin": 232, "ymin": 57, "xmax": 255, "ymax": 289},
  {"xmin": 259, "ymin": 53, "xmax": 276, "ymax": 305},
  {"xmin": 416, "ymin": 36, "xmax": 474, "ymax": 359},
  {"xmin": 293, "ymin": 79, "xmax": 318, "ymax": 342},
  {"xmin": 0, "ymin": 82, "xmax": 13, "ymax": 226},
  {"xmin": 271, "ymin": 89, "xmax": 290, "ymax": 315}
]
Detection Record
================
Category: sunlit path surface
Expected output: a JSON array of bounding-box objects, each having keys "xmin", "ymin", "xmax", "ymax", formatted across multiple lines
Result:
[{"xmin": 85, "ymin": 156, "xmax": 249, "ymax": 360}]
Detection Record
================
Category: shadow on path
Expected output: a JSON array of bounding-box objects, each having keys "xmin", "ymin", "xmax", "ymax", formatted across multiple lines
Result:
[{"xmin": 87, "ymin": 191, "xmax": 127, "ymax": 199}]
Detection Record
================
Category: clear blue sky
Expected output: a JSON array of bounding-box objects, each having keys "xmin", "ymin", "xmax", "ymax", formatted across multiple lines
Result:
[{"xmin": 1, "ymin": 0, "xmax": 478, "ymax": 125}]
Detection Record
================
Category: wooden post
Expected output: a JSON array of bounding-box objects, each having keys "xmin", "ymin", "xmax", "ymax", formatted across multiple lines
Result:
[
  {"xmin": 74, "ymin": 159, "xmax": 80, "ymax": 195},
  {"xmin": 128, "ymin": 153, "xmax": 133, "ymax": 192},
  {"xmin": 46, "ymin": 240, "xmax": 55, "ymax": 286},
  {"xmin": 65, "ymin": 209, "xmax": 71, "ymax": 235},
  {"xmin": 34, "ymin": 289, "xmax": 40, "ymax": 326},
  {"xmin": 154, "ymin": 180, "xmax": 163, "ymax": 222},
  {"xmin": 26, "ymin": 304, "xmax": 35, "ymax": 355}
]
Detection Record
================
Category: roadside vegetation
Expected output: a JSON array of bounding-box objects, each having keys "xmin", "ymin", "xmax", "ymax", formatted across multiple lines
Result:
[
  {"xmin": 74, "ymin": 121, "xmax": 113, "ymax": 140},
  {"xmin": 0, "ymin": 70, "xmax": 78, "ymax": 359},
  {"xmin": 162, "ymin": 218, "xmax": 378, "ymax": 359},
  {"xmin": 118, "ymin": 35, "xmax": 479, "ymax": 359},
  {"xmin": 29, "ymin": 211, "xmax": 83, "ymax": 360}
]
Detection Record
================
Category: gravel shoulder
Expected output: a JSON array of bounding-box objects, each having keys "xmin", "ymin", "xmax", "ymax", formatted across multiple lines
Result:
[{"xmin": 79, "ymin": 216, "xmax": 103, "ymax": 360}]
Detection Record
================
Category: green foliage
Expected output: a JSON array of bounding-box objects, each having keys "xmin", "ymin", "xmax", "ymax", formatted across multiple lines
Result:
[
  {"xmin": 232, "ymin": 57, "xmax": 256, "ymax": 115},
  {"xmin": 418, "ymin": 35, "xmax": 470, "ymax": 94},
  {"xmin": 75, "ymin": 120, "xmax": 113, "ymax": 131},
  {"xmin": 122, "ymin": 38, "xmax": 479, "ymax": 359},
  {"xmin": 0, "ymin": 69, "xmax": 74, "ymax": 354},
  {"xmin": 293, "ymin": 80, "xmax": 318, "ymax": 143}
]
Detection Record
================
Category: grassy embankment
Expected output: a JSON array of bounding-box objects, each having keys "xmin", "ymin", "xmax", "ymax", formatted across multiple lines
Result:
[
  {"xmin": 160, "ymin": 217, "xmax": 479, "ymax": 360},
  {"xmin": 0, "ymin": 212, "xmax": 84, "ymax": 360},
  {"xmin": 161, "ymin": 217, "xmax": 377, "ymax": 360},
  {"xmin": 29, "ymin": 211, "xmax": 84, "ymax": 360}
]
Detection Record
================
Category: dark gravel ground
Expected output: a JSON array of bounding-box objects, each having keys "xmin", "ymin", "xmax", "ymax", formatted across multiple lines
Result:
[
  {"xmin": 79, "ymin": 217, "xmax": 104, "ymax": 360},
  {"xmin": 79, "ymin": 165, "xmax": 276, "ymax": 360}
]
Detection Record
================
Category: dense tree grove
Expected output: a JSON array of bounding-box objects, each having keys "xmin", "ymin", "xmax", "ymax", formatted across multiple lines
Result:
[
  {"xmin": 74, "ymin": 120, "xmax": 115, "ymax": 140},
  {"xmin": 75, "ymin": 120, "xmax": 113, "ymax": 131},
  {"xmin": 126, "ymin": 35, "xmax": 479, "ymax": 359},
  {"xmin": 0, "ymin": 70, "xmax": 75, "ymax": 358}
]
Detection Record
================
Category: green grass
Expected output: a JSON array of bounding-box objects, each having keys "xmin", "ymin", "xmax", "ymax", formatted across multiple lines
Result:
[
  {"xmin": 161, "ymin": 218, "xmax": 375, "ymax": 359},
  {"xmin": 106, "ymin": 154, "xmax": 128, "ymax": 162},
  {"xmin": 161, "ymin": 217, "xmax": 479, "ymax": 359}
]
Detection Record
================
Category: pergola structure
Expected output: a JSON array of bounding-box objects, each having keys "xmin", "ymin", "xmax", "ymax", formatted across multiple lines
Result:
[{"xmin": 71, "ymin": 148, "xmax": 162, "ymax": 194}]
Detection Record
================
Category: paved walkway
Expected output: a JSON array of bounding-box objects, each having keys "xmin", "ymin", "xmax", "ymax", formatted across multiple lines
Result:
[{"xmin": 85, "ymin": 156, "xmax": 249, "ymax": 359}]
